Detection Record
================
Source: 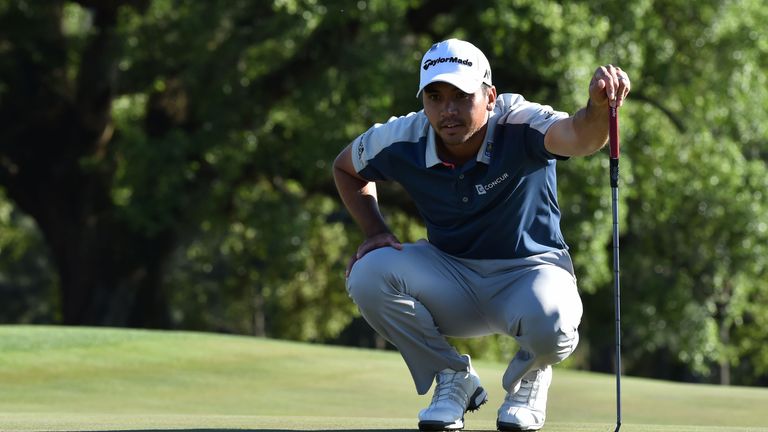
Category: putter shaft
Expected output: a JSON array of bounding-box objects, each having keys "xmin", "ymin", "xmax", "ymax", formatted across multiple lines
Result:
[{"xmin": 609, "ymin": 105, "xmax": 622, "ymax": 432}]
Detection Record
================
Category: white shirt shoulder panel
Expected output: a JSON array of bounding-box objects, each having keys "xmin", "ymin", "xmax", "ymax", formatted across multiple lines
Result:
[
  {"xmin": 351, "ymin": 111, "xmax": 428, "ymax": 173},
  {"xmin": 494, "ymin": 93, "xmax": 569, "ymax": 133}
]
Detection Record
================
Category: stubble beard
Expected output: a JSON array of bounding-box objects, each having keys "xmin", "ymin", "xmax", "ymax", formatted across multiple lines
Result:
[{"xmin": 439, "ymin": 123, "xmax": 484, "ymax": 148}]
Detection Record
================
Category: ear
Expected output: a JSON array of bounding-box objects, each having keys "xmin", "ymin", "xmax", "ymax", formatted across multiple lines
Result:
[{"xmin": 486, "ymin": 85, "xmax": 497, "ymax": 111}]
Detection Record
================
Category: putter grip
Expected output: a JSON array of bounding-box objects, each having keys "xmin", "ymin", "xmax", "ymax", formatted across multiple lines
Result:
[
  {"xmin": 609, "ymin": 106, "xmax": 620, "ymax": 159},
  {"xmin": 609, "ymin": 106, "xmax": 620, "ymax": 187}
]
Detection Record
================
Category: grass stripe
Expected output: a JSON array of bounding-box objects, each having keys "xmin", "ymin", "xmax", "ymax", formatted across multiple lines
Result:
[{"xmin": 0, "ymin": 325, "xmax": 766, "ymax": 431}]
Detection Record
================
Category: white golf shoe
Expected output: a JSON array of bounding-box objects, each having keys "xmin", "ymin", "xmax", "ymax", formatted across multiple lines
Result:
[
  {"xmin": 496, "ymin": 366, "xmax": 552, "ymax": 431},
  {"xmin": 418, "ymin": 355, "xmax": 488, "ymax": 431}
]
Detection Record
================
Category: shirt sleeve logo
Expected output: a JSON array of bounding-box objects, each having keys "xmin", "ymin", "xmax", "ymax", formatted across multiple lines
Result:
[{"xmin": 357, "ymin": 133, "xmax": 367, "ymax": 162}]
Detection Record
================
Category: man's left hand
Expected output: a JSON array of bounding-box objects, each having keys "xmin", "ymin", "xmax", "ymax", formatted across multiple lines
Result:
[{"xmin": 590, "ymin": 64, "xmax": 631, "ymax": 108}]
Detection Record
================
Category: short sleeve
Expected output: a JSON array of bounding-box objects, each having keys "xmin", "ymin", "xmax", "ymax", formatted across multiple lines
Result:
[
  {"xmin": 495, "ymin": 93, "xmax": 569, "ymax": 161},
  {"xmin": 350, "ymin": 111, "xmax": 426, "ymax": 181},
  {"xmin": 350, "ymin": 127, "xmax": 389, "ymax": 180}
]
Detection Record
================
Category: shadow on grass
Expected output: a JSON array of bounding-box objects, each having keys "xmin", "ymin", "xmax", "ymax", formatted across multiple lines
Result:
[
  {"xmin": 71, "ymin": 430, "xmax": 498, "ymax": 432},
  {"xmin": 73, "ymin": 430, "xmax": 423, "ymax": 432}
]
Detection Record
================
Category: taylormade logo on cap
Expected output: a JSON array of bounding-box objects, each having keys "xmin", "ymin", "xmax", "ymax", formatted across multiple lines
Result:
[
  {"xmin": 417, "ymin": 39, "xmax": 492, "ymax": 98},
  {"xmin": 423, "ymin": 57, "xmax": 473, "ymax": 70}
]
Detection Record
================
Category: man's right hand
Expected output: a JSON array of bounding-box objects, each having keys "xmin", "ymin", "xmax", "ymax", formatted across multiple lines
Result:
[{"xmin": 346, "ymin": 232, "xmax": 403, "ymax": 278}]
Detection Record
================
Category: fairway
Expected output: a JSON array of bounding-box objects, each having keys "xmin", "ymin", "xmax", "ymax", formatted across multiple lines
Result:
[{"xmin": 0, "ymin": 326, "xmax": 766, "ymax": 432}]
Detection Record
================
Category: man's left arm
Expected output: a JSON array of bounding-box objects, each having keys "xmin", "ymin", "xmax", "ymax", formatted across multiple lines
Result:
[{"xmin": 544, "ymin": 65, "xmax": 631, "ymax": 157}]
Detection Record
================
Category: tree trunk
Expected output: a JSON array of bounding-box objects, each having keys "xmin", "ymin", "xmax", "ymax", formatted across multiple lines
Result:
[
  {"xmin": 0, "ymin": 2, "xmax": 173, "ymax": 327},
  {"xmin": 719, "ymin": 322, "xmax": 731, "ymax": 386},
  {"xmin": 252, "ymin": 285, "xmax": 267, "ymax": 337},
  {"xmin": 720, "ymin": 359, "xmax": 731, "ymax": 386},
  {"xmin": 716, "ymin": 281, "xmax": 734, "ymax": 386},
  {"xmin": 4, "ymin": 116, "xmax": 175, "ymax": 326}
]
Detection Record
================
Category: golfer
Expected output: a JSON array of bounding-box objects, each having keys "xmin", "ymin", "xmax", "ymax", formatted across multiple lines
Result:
[{"xmin": 332, "ymin": 38, "xmax": 630, "ymax": 431}]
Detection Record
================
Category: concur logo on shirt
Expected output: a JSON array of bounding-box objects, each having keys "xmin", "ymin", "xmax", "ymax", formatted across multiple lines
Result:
[{"xmin": 475, "ymin": 173, "xmax": 509, "ymax": 195}]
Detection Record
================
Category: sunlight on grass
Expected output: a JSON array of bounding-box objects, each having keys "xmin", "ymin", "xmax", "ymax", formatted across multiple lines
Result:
[{"xmin": 0, "ymin": 325, "xmax": 766, "ymax": 431}]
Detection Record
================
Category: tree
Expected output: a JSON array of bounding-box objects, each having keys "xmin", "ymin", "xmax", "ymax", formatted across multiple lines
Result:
[
  {"xmin": 1, "ymin": 1, "xmax": 171, "ymax": 325},
  {"xmin": 587, "ymin": 0, "xmax": 768, "ymax": 384},
  {"xmin": 1, "ymin": 0, "xmax": 767, "ymax": 385},
  {"xmin": 0, "ymin": 189, "xmax": 58, "ymax": 323},
  {"xmin": 0, "ymin": 0, "xmax": 387, "ymax": 326}
]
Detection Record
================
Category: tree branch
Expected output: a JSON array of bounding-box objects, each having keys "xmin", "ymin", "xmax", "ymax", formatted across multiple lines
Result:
[
  {"xmin": 633, "ymin": 92, "xmax": 687, "ymax": 133},
  {"xmin": 404, "ymin": 0, "xmax": 463, "ymax": 41},
  {"xmin": 258, "ymin": 17, "xmax": 361, "ymax": 109},
  {"xmin": 72, "ymin": 0, "xmax": 150, "ymax": 16},
  {"xmin": 73, "ymin": 4, "xmax": 119, "ymax": 138}
]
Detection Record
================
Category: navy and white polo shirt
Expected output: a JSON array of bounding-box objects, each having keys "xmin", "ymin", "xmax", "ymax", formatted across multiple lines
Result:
[{"xmin": 351, "ymin": 93, "xmax": 570, "ymax": 260}]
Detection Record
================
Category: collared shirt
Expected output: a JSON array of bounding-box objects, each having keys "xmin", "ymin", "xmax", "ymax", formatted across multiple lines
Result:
[{"xmin": 351, "ymin": 93, "xmax": 570, "ymax": 259}]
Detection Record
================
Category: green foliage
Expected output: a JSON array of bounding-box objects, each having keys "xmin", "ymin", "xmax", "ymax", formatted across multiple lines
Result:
[
  {"xmin": 623, "ymin": 123, "xmax": 768, "ymax": 379},
  {"xmin": 0, "ymin": 190, "xmax": 58, "ymax": 323},
  {"xmin": 0, "ymin": 0, "xmax": 767, "ymax": 385},
  {"xmin": 166, "ymin": 179, "xmax": 355, "ymax": 341},
  {"xmin": 597, "ymin": 0, "xmax": 768, "ymax": 383}
]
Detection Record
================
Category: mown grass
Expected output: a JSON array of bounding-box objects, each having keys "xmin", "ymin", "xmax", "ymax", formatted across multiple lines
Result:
[{"xmin": 0, "ymin": 325, "xmax": 766, "ymax": 431}]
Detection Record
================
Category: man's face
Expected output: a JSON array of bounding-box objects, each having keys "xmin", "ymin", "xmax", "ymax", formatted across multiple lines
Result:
[{"xmin": 422, "ymin": 82, "xmax": 496, "ymax": 148}]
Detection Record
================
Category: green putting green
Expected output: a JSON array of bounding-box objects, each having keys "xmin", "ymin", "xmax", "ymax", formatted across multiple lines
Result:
[{"xmin": 0, "ymin": 325, "xmax": 766, "ymax": 431}]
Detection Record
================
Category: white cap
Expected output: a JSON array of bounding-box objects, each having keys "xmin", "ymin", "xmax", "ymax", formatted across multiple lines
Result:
[{"xmin": 416, "ymin": 39, "xmax": 493, "ymax": 98}]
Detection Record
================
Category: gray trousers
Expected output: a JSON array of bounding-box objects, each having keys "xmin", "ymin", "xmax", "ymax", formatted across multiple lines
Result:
[{"xmin": 346, "ymin": 240, "xmax": 582, "ymax": 395}]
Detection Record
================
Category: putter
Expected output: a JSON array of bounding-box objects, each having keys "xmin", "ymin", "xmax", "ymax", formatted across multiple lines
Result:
[{"xmin": 609, "ymin": 104, "xmax": 622, "ymax": 432}]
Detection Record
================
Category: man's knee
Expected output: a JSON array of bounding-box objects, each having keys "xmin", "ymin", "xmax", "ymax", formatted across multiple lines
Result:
[
  {"xmin": 524, "ymin": 275, "xmax": 583, "ymax": 366},
  {"xmin": 346, "ymin": 248, "xmax": 399, "ymax": 309},
  {"xmin": 530, "ymin": 325, "xmax": 580, "ymax": 366}
]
